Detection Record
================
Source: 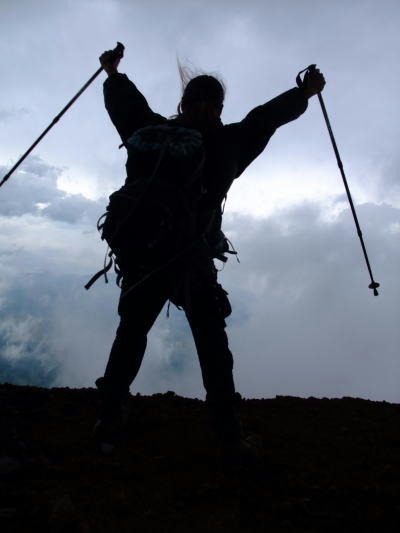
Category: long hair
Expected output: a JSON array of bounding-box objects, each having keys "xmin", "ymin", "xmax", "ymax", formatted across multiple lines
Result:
[{"xmin": 176, "ymin": 60, "xmax": 226, "ymax": 116}]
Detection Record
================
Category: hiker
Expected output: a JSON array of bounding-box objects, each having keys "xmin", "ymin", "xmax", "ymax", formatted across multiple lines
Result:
[{"xmin": 93, "ymin": 49, "xmax": 325, "ymax": 460}]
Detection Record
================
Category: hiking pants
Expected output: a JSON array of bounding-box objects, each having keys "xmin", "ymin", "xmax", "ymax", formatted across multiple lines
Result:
[{"xmin": 100, "ymin": 263, "xmax": 241, "ymax": 443}]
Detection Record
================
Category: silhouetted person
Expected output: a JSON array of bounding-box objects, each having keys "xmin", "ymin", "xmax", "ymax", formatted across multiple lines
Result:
[{"xmin": 94, "ymin": 49, "xmax": 325, "ymax": 462}]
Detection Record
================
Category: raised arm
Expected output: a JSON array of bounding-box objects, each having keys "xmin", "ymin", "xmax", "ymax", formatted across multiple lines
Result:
[
  {"xmin": 235, "ymin": 68, "xmax": 326, "ymax": 174},
  {"xmin": 99, "ymin": 50, "xmax": 166, "ymax": 143},
  {"xmin": 241, "ymin": 87, "xmax": 307, "ymax": 134},
  {"xmin": 241, "ymin": 67, "xmax": 325, "ymax": 133}
]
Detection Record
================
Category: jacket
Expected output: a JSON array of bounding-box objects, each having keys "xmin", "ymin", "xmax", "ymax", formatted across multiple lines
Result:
[{"xmin": 103, "ymin": 72, "xmax": 308, "ymax": 249}]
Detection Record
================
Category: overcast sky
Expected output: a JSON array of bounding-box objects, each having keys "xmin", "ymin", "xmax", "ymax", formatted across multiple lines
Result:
[{"xmin": 1, "ymin": 0, "xmax": 399, "ymax": 401}]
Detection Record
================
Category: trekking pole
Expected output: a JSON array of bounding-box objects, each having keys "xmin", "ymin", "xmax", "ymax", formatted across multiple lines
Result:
[
  {"xmin": 297, "ymin": 64, "xmax": 380, "ymax": 296},
  {"xmin": 0, "ymin": 42, "xmax": 125, "ymax": 189}
]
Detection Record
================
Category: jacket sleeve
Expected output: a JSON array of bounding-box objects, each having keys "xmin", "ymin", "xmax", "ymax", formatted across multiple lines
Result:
[
  {"xmin": 235, "ymin": 87, "xmax": 309, "ymax": 175},
  {"xmin": 103, "ymin": 73, "xmax": 167, "ymax": 143}
]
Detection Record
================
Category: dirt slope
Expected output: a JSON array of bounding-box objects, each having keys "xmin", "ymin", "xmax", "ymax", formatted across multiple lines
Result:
[{"xmin": 1, "ymin": 383, "xmax": 400, "ymax": 532}]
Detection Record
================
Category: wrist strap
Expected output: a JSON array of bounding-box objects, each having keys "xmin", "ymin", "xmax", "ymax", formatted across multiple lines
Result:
[{"xmin": 296, "ymin": 64, "xmax": 316, "ymax": 88}]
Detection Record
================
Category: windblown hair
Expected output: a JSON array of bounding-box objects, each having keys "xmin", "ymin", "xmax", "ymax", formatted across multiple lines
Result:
[{"xmin": 176, "ymin": 61, "xmax": 226, "ymax": 115}]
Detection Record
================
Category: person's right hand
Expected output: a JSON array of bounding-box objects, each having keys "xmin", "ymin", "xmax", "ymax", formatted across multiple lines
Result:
[
  {"xmin": 99, "ymin": 50, "xmax": 121, "ymax": 76},
  {"xmin": 303, "ymin": 68, "xmax": 326, "ymax": 98}
]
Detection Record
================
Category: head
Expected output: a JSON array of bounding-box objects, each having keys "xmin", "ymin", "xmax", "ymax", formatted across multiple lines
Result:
[{"xmin": 177, "ymin": 71, "xmax": 225, "ymax": 126}]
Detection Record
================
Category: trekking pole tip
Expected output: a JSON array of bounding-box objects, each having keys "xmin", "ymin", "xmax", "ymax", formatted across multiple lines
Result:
[{"xmin": 369, "ymin": 281, "xmax": 380, "ymax": 296}]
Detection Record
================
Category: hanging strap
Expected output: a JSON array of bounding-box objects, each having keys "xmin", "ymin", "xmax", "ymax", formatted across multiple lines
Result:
[
  {"xmin": 84, "ymin": 251, "xmax": 113, "ymax": 290},
  {"xmin": 96, "ymin": 212, "xmax": 107, "ymax": 233},
  {"xmin": 225, "ymin": 237, "xmax": 240, "ymax": 263}
]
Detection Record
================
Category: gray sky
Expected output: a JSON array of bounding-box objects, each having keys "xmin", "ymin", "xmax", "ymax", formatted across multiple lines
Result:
[{"xmin": 0, "ymin": 0, "xmax": 399, "ymax": 401}]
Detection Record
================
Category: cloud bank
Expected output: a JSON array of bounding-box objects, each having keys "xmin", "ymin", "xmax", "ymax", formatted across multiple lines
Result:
[{"xmin": 0, "ymin": 156, "xmax": 398, "ymax": 401}]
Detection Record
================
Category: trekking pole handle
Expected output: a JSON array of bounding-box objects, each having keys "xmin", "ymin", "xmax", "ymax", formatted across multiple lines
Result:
[{"xmin": 109, "ymin": 42, "xmax": 125, "ymax": 62}]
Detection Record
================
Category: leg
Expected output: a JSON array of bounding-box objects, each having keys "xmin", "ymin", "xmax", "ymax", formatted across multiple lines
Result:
[
  {"xmin": 97, "ymin": 272, "xmax": 168, "ymax": 416},
  {"xmin": 184, "ymin": 273, "xmax": 264, "ymax": 469},
  {"xmin": 183, "ymin": 270, "xmax": 241, "ymax": 446}
]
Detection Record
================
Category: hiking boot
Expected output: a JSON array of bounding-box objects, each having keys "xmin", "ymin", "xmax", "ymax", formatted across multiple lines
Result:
[
  {"xmin": 206, "ymin": 394, "xmax": 265, "ymax": 472},
  {"xmin": 93, "ymin": 377, "xmax": 131, "ymax": 455},
  {"xmin": 207, "ymin": 392, "xmax": 243, "ymax": 444}
]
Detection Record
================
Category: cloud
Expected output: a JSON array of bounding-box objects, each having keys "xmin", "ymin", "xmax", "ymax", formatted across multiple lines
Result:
[
  {"xmin": 221, "ymin": 201, "xmax": 400, "ymax": 401},
  {"xmin": 0, "ymin": 190, "xmax": 399, "ymax": 401},
  {"xmin": 0, "ymin": 313, "xmax": 59, "ymax": 388},
  {"xmin": 0, "ymin": 143, "xmax": 398, "ymax": 402},
  {"xmin": 0, "ymin": 157, "xmax": 61, "ymax": 216},
  {"xmin": 376, "ymin": 155, "xmax": 400, "ymax": 206},
  {"xmin": 41, "ymin": 193, "xmax": 102, "ymax": 224},
  {"xmin": 0, "ymin": 108, "xmax": 29, "ymax": 122},
  {"xmin": 0, "ymin": 356, "xmax": 58, "ymax": 388},
  {"xmin": 0, "ymin": 269, "xmax": 116, "ymax": 388},
  {"xmin": 0, "ymin": 156, "xmax": 103, "ymax": 223}
]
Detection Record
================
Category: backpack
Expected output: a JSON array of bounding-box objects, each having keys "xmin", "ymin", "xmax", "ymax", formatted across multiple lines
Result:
[{"xmin": 85, "ymin": 124, "xmax": 238, "ymax": 291}]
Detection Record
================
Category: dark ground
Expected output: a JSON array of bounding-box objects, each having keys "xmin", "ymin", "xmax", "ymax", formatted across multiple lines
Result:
[{"xmin": 1, "ymin": 383, "xmax": 400, "ymax": 532}]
